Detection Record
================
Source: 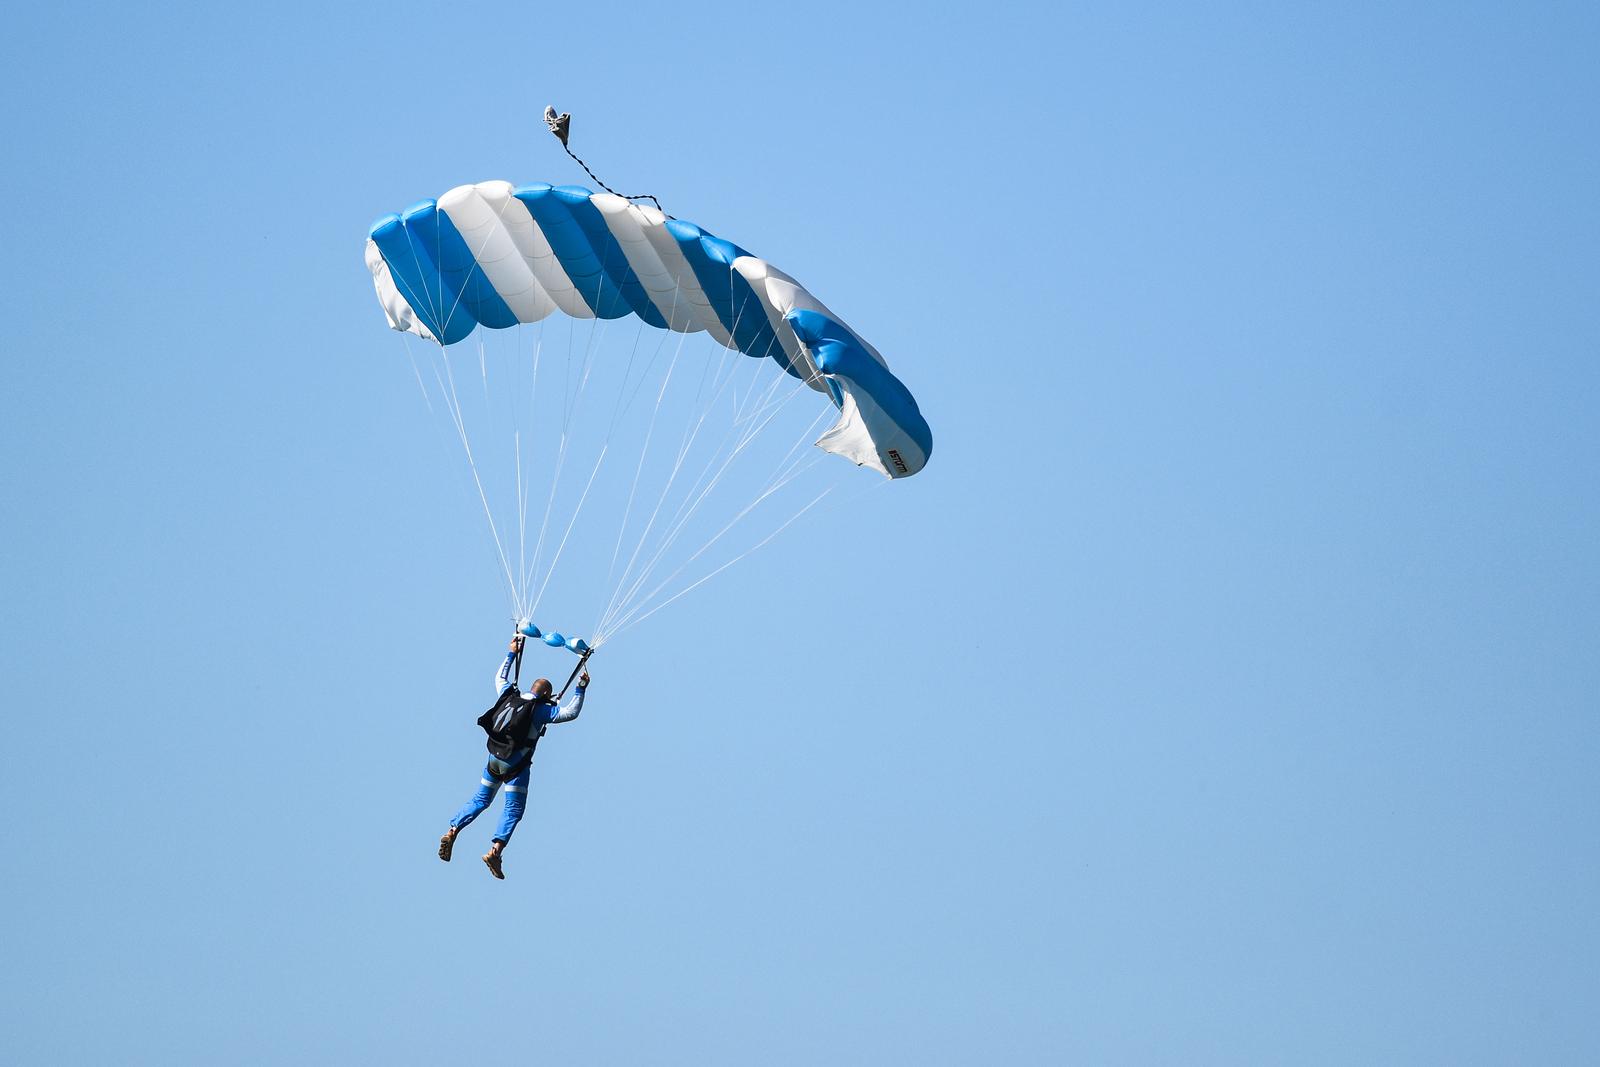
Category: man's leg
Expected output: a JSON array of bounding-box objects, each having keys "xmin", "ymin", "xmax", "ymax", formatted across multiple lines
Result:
[
  {"xmin": 440, "ymin": 766, "xmax": 500, "ymax": 862},
  {"xmin": 483, "ymin": 764, "xmax": 532, "ymax": 879},
  {"xmin": 492, "ymin": 765, "xmax": 532, "ymax": 847}
]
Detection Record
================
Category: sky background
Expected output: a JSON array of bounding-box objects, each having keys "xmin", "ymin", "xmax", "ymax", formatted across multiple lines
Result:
[{"xmin": 3, "ymin": 1, "xmax": 1598, "ymax": 1063}]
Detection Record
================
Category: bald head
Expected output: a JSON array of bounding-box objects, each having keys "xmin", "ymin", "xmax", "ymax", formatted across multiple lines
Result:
[{"xmin": 530, "ymin": 678, "xmax": 553, "ymax": 700}]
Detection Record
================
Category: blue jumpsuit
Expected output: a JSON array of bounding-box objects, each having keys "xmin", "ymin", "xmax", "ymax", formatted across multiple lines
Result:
[{"xmin": 448, "ymin": 650, "xmax": 586, "ymax": 847}]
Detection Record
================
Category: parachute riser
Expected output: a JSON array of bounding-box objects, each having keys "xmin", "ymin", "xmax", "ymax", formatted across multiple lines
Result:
[
  {"xmin": 514, "ymin": 616, "xmax": 591, "ymax": 698},
  {"xmin": 556, "ymin": 648, "xmax": 594, "ymax": 703}
]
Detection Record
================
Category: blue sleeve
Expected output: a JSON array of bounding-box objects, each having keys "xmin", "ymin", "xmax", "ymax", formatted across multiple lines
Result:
[
  {"xmin": 550, "ymin": 686, "xmax": 586, "ymax": 724},
  {"xmin": 495, "ymin": 650, "xmax": 517, "ymax": 696}
]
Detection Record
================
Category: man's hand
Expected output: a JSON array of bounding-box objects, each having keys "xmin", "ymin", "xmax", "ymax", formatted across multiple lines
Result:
[
  {"xmin": 579, "ymin": 670, "xmax": 590, "ymax": 688},
  {"xmin": 510, "ymin": 635, "xmax": 525, "ymax": 653}
]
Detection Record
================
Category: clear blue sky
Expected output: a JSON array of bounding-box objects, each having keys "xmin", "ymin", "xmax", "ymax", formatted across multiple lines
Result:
[{"xmin": 3, "ymin": 2, "xmax": 1597, "ymax": 1063}]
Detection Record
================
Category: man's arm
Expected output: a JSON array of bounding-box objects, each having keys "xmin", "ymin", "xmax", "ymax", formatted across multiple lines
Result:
[
  {"xmin": 495, "ymin": 637, "xmax": 524, "ymax": 696},
  {"xmin": 550, "ymin": 671, "xmax": 590, "ymax": 724}
]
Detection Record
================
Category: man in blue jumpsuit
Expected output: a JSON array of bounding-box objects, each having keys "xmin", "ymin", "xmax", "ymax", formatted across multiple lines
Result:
[{"xmin": 438, "ymin": 635, "xmax": 589, "ymax": 879}]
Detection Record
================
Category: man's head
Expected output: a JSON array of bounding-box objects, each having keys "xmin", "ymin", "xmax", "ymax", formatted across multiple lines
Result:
[{"xmin": 530, "ymin": 678, "xmax": 554, "ymax": 701}]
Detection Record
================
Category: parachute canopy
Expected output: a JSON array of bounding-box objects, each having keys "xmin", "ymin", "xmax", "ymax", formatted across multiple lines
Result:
[{"xmin": 365, "ymin": 182, "xmax": 930, "ymax": 478}]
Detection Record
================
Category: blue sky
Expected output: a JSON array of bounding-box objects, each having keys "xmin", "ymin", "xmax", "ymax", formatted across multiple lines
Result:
[{"xmin": 3, "ymin": 1, "xmax": 1597, "ymax": 1062}]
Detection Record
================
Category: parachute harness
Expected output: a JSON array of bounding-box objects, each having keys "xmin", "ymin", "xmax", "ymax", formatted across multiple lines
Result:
[{"xmin": 544, "ymin": 106, "xmax": 672, "ymax": 218}]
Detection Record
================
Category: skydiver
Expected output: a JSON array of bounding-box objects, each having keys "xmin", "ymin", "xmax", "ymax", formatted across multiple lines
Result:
[{"xmin": 437, "ymin": 635, "xmax": 590, "ymax": 879}]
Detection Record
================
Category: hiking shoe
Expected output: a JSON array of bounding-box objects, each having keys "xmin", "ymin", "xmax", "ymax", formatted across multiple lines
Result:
[
  {"xmin": 439, "ymin": 826, "xmax": 459, "ymax": 862},
  {"xmin": 483, "ymin": 843, "xmax": 505, "ymax": 880}
]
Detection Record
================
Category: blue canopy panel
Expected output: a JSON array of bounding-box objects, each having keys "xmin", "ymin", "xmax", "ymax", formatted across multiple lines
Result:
[
  {"xmin": 370, "ymin": 205, "xmax": 450, "ymax": 343},
  {"xmin": 549, "ymin": 187, "xmax": 669, "ymax": 329},
  {"xmin": 664, "ymin": 221, "xmax": 807, "ymax": 382},
  {"xmin": 405, "ymin": 201, "xmax": 519, "ymax": 335},
  {"xmin": 367, "ymin": 202, "xmax": 516, "ymax": 344},
  {"xmin": 514, "ymin": 184, "xmax": 636, "ymax": 321},
  {"xmin": 787, "ymin": 310, "xmax": 931, "ymax": 478}
]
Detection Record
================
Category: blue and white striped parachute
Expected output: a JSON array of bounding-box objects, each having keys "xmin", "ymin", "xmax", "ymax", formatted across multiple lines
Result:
[{"xmin": 365, "ymin": 182, "xmax": 930, "ymax": 478}]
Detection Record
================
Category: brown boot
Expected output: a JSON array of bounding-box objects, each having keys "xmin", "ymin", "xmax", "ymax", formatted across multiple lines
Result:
[
  {"xmin": 482, "ymin": 840, "xmax": 505, "ymax": 880},
  {"xmin": 439, "ymin": 826, "xmax": 460, "ymax": 862}
]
